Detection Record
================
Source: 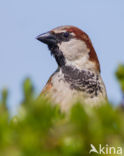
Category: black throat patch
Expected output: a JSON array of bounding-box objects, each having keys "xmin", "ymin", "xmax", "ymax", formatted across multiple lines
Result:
[
  {"xmin": 61, "ymin": 65, "xmax": 103, "ymax": 98},
  {"xmin": 48, "ymin": 32, "xmax": 74, "ymax": 67},
  {"xmin": 48, "ymin": 45, "xmax": 66, "ymax": 67}
]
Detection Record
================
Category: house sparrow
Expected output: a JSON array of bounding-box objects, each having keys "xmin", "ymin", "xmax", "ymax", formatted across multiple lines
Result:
[{"xmin": 36, "ymin": 26, "xmax": 107, "ymax": 111}]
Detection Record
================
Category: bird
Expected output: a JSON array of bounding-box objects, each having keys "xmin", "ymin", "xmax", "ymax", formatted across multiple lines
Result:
[{"xmin": 36, "ymin": 25, "xmax": 107, "ymax": 111}]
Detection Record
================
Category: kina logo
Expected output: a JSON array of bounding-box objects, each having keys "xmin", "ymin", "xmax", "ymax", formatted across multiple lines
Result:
[{"xmin": 89, "ymin": 144, "xmax": 122, "ymax": 155}]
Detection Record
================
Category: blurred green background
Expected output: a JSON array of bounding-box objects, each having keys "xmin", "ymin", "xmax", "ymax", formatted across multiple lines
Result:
[{"xmin": 0, "ymin": 65, "xmax": 124, "ymax": 156}]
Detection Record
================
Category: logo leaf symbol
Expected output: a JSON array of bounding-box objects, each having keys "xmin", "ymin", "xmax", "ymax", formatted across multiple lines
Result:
[{"xmin": 89, "ymin": 144, "xmax": 98, "ymax": 154}]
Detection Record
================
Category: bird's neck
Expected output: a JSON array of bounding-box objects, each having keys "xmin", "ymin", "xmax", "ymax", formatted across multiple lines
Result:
[
  {"xmin": 61, "ymin": 65, "xmax": 99, "ymax": 81},
  {"xmin": 64, "ymin": 55, "xmax": 99, "ymax": 73},
  {"xmin": 59, "ymin": 65, "xmax": 102, "ymax": 97}
]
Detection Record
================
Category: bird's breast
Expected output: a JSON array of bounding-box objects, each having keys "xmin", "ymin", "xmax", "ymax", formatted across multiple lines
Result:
[{"xmin": 47, "ymin": 69, "xmax": 107, "ymax": 111}]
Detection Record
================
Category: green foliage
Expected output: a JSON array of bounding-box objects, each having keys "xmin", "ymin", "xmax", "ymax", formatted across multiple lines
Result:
[
  {"xmin": 0, "ymin": 65, "xmax": 124, "ymax": 156},
  {"xmin": 116, "ymin": 64, "xmax": 124, "ymax": 92}
]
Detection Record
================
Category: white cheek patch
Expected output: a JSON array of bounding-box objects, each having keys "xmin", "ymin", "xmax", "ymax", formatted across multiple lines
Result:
[{"xmin": 58, "ymin": 39, "xmax": 90, "ymax": 61}]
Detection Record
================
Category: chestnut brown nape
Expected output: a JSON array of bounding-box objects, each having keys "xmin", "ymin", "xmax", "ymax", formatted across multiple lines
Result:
[{"xmin": 65, "ymin": 26, "xmax": 100, "ymax": 72}]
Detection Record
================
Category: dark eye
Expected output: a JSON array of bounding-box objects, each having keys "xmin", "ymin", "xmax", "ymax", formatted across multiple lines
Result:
[{"xmin": 63, "ymin": 32, "xmax": 69, "ymax": 38}]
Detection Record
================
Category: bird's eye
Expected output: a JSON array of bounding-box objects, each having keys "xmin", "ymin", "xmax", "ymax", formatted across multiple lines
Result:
[{"xmin": 63, "ymin": 32, "xmax": 69, "ymax": 38}]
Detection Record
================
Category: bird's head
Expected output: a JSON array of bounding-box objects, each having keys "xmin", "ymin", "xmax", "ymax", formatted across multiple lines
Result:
[{"xmin": 36, "ymin": 26, "xmax": 100, "ymax": 72}]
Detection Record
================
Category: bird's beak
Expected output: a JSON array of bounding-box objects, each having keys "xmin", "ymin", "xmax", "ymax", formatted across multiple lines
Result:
[{"xmin": 36, "ymin": 32, "xmax": 57, "ymax": 45}]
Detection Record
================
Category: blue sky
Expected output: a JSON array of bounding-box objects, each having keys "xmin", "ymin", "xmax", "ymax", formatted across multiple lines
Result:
[{"xmin": 0, "ymin": 0, "xmax": 124, "ymax": 113}]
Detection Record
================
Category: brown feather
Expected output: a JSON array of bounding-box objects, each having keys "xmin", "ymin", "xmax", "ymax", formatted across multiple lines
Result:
[
  {"xmin": 40, "ymin": 76, "xmax": 53, "ymax": 96},
  {"xmin": 65, "ymin": 26, "xmax": 100, "ymax": 72}
]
